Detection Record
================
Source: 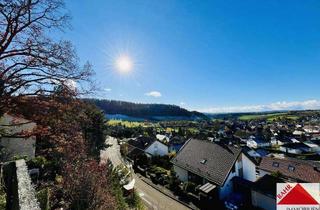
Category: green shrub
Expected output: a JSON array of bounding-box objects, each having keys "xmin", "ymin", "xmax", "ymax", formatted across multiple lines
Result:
[
  {"xmin": 36, "ymin": 188, "xmax": 50, "ymax": 210},
  {"xmin": 149, "ymin": 166, "xmax": 168, "ymax": 176},
  {"xmin": 0, "ymin": 182, "xmax": 6, "ymax": 210},
  {"xmin": 183, "ymin": 182, "xmax": 196, "ymax": 194},
  {"xmin": 126, "ymin": 191, "xmax": 144, "ymax": 210},
  {"xmin": 28, "ymin": 156, "xmax": 51, "ymax": 168},
  {"xmin": 111, "ymin": 170, "xmax": 128, "ymax": 210},
  {"xmin": 151, "ymin": 155, "xmax": 172, "ymax": 170},
  {"xmin": 168, "ymin": 175, "xmax": 181, "ymax": 193}
]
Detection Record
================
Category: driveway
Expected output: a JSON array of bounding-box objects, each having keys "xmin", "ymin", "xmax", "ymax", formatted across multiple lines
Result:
[{"xmin": 100, "ymin": 136, "xmax": 190, "ymax": 210}]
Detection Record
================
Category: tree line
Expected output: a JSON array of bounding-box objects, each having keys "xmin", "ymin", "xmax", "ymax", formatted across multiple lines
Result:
[{"xmin": 86, "ymin": 98, "xmax": 208, "ymax": 119}]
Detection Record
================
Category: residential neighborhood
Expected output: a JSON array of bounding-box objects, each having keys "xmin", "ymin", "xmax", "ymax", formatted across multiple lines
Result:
[
  {"xmin": 1, "ymin": 0, "xmax": 320, "ymax": 210},
  {"xmin": 112, "ymin": 111, "xmax": 320, "ymax": 209}
]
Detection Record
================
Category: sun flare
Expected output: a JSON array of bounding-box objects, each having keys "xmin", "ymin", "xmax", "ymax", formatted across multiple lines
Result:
[{"xmin": 115, "ymin": 55, "xmax": 133, "ymax": 73}]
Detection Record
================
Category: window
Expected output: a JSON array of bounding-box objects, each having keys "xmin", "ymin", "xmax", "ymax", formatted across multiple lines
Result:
[
  {"xmin": 200, "ymin": 159, "xmax": 207, "ymax": 164},
  {"xmin": 288, "ymin": 165, "xmax": 295, "ymax": 172},
  {"xmin": 272, "ymin": 162, "xmax": 279, "ymax": 167},
  {"xmin": 255, "ymin": 169, "xmax": 260, "ymax": 176}
]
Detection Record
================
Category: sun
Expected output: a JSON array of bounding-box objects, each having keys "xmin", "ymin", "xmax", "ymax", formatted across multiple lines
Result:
[{"xmin": 115, "ymin": 55, "xmax": 133, "ymax": 73}]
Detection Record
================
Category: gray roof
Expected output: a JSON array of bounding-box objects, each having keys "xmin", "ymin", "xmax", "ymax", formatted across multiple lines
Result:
[{"xmin": 172, "ymin": 139, "xmax": 242, "ymax": 186}]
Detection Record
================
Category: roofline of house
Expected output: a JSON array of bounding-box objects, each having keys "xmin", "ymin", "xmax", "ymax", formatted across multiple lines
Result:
[
  {"xmin": 171, "ymin": 138, "xmax": 242, "ymax": 186},
  {"xmin": 126, "ymin": 143, "xmax": 153, "ymax": 157},
  {"xmin": 172, "ymin": 161, "xmax": 222, "ymax": 186},
  {"xmin": 257, "ymin": 167, "xmax": 308, "ymax": 183},
  {"xmin": 144, "ymin": 139, "xmax": 168, "ymax": 152}
]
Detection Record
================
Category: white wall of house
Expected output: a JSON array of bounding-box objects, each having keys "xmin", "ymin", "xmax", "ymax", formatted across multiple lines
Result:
[
  {"xmin": 145, "ymin": 141, "xmax": 168, "ymax": 156},
  {"xmin": 247, "ymin": 140, "xmax": 270, "ymax": 149},
  {"xmin": 219, "ymin": 156, "xmax": 242, "ymax": 200},
  {"xmin": 173, "ymin": 165, "xmax": 188, "ymax": 182},
  {"xmin": 247, "ymin": 140, "xmax": 258, "ymax": 148},
  {"xmin": 259, "ymin": 142, "xmax": 270, "ymax": 148},
  {"xmin": 279, "ymin": 146, "xmax": 302, "ymax": 154},
  {"xmin": 156, "ymin": 134, "xmax": 169, "ymax": 143},
  {"xmin": 304, "ymin": 142, "xmax": 320, "ymax": 152},
  {"xmin": 277, "ymin": 140, "xmax": 286, "ymax": 146},
  {"xmin": 251, "ymin": 190, "xmax": 276, "ymax": 210},
  {"xmin": 242, "ymin": 154, "xmax": 257, "ymax": 182}
]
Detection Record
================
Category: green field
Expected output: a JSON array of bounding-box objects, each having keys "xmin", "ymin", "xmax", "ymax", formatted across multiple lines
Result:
[
  {"xmin": 107, "ymin": 120, "xmax": 151, "ymax": 128},
  {"xmin": 238, "ymin": 112, "xmax": 299, "ymax": 121}
]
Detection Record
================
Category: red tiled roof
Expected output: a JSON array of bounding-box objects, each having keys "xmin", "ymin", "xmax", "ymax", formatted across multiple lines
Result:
[{"xmin": 258, "ymin": 157, "xmax": 320, "ymax": 183}]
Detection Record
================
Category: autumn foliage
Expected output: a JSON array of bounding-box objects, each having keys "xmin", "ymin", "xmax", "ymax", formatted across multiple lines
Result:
[{"xmin": 0, "ymin": 0, "xmax": 120, "ymax": 209}]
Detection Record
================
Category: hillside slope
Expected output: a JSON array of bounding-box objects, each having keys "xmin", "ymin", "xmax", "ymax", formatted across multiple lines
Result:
[{"xmin": 85, "ymin": 99, "xmax": 209, "ymax": 121}]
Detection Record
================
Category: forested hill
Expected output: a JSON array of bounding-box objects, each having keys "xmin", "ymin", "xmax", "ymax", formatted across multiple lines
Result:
[{"xmin": 85, "ymin": 99, "xmax": 209, "ymax": 121}]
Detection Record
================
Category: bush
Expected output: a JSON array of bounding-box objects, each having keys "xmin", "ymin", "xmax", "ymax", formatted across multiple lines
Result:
[
  {"xmin": 135, "ymin": 154, "xmax": 151, "ymax": 168},
  {"xmin": 149, "ymin": 166, "xmax": 168, "ymax": 176},
  {"xmin": 126, "ymin": 191, "xmax": 144, "ymax": 210},
  {"xmin": 151, "ymin": 155, "xmax": 172, "ymax": 170},
  {"xmin": 183, "ymin": 182, "xmax": 196, "ymax": 194},
  {"xmin": 112, "ymin": 184, "xmax": 128, "ymax": 210},
  {"xmin": 0, "ymin": 181, "xmax": 6, "ymax": 210},
  {"xmin": 110, "ymin": 168, "xmax": 128, "ymax": 210},
  {"xmin": 28, "ymin": 156, "xmax": 51, "ymax": 168},
  {"xmin": 36, "ymin": 188, "xmax": 50, "ymax": 210},
  {"xmin": 168, "ymin": 174, "xmax": 181, "ymax": 193}
]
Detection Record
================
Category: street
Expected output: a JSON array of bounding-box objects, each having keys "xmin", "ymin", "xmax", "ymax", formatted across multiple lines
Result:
[{"xmin": 100, "ymin": 136, "xmax": 190, "ymax": 210}]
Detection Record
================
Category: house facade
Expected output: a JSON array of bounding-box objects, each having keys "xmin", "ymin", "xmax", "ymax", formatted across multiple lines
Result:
[
  {"xmin": 241, "ymin": 153, "xmax": 258, "ymax": 182},
  {"xmin": 145, "ymin": 140, "xmax": 168, "ymax": 156},
  {"xmin": 172, "ymin": 139, "xmax": 242, "ymax": 200},
  {"xmin": 279, "ymin": 143, "xmax": 311, "ymax": 154},
  {"xmin": 126, "ymin": 136, "xmax": 168, "ymax": 162},
  {"xmin": 246, "ymin": 137, "xmax": 270, "ymax": 148}
]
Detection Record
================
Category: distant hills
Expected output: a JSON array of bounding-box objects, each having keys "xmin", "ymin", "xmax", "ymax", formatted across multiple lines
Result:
[
  {"xmin": 85, "ymin": 99, "xmax": 209, "ymax": 121},
  {"xmin": 207, "ymin": 110, "xmax": 320, "ymax": 120}
]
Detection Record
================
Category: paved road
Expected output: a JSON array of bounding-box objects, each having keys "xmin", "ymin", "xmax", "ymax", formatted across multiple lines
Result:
[
  {"xmin": 100, "ymin": 136, "xmax": 190, "ymax": 210},
  {"xmin": 134, "ymin": 174, "xmax": 190, "ymax": 210}
]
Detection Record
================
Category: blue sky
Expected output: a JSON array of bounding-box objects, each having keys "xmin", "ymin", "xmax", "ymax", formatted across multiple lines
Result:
[{"xmin": 62, "ymin": 0, "xmax": 320, "ymax": 112}]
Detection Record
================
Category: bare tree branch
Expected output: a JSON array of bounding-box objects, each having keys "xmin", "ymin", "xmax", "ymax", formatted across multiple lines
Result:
[{"xmin": 0, "ymin": 0, "xmax": 93, "ymax": 113}]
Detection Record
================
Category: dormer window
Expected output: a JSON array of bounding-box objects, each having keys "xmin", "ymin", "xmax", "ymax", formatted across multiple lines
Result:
[
  {"xmin": 272, "ymin": 162, "xmax": 279, "ymax": 167},
  {"xmin": 200, "ymin": 159, "xmax": 207, "ymax": 164},
  {"xmin": 288, "ymin": 165, "xmax": 295, "ymax": 172}
]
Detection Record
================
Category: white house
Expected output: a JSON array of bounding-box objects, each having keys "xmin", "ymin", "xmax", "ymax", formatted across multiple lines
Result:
[
  {"xmin": 156, "ymin": 134, "xmax": 169, "ymax": 143},
  {"xmin": 145, "ymin": 140, "xmax": 168, "ymax": 156},
  {"xmin": 126, "ymin": 136, "xmax": 168, "ymax": 162},
  {"xmin": 303, "ymin": 126, "xmax": 320, "ymax": 134},
  {"xmin": 247, "ymin": 137, "xmax": 270, "ymax": 149},
  {"xmin": 171, "ymin": 139, "xmax": 242, "ymax": 200},
  {"xmin": 0, "ymin": 113, "xmax": 37, "ymax": 159},
  {"xmin": 303, "ymin": 141, "xmax": 320, "ymax": 153},
  {"xmin": 241, "ymin": 153, "xmax": 258, "ymax": 182},
  {"xmin": 279, "ymin": 143, "xmax": 311, "ymax": 154},
  {"xmin": 293, "ymin": 130, "xmax": 303, "ymax": 136}
]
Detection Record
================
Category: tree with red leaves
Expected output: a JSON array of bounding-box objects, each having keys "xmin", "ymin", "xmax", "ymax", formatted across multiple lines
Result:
[{"xmin": 0, "ymin": 1, "xmax": 120, "ymax": 209}]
